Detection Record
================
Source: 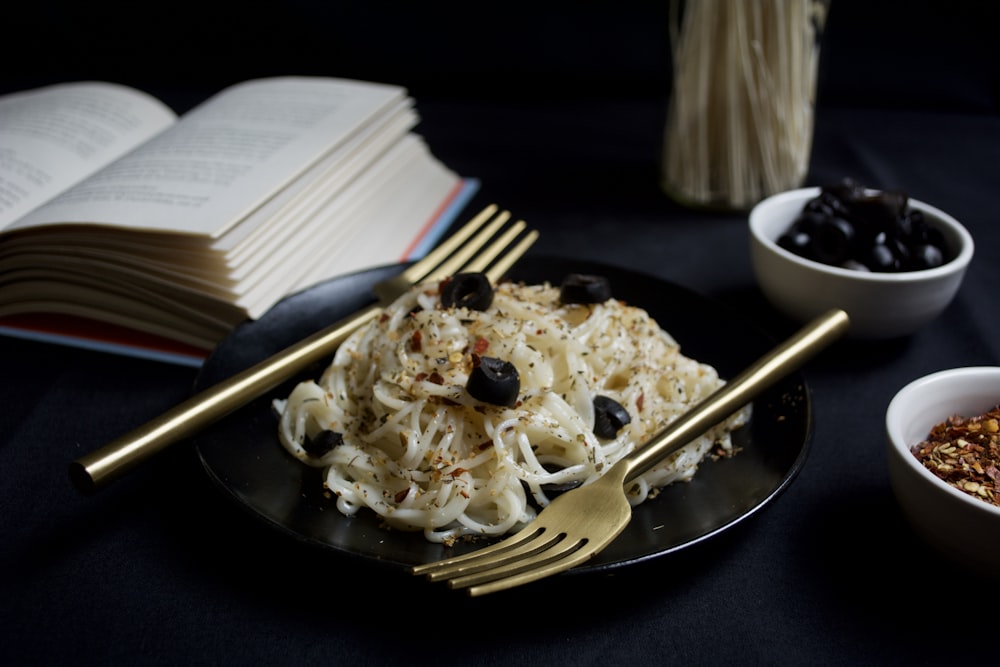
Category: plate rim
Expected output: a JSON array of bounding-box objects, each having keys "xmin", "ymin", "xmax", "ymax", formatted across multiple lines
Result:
[{"xmin": 194, "ymin": 255, "xmax": 813, "ymax": 574}]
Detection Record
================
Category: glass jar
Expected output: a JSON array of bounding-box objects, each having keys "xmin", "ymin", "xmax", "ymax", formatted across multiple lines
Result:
[{"xmin": 662, "ymin": 0, "xmax": 829, "ymax": 210}]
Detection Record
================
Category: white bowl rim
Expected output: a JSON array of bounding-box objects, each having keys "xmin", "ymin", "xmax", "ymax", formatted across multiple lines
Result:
[
  {"xmin": 886, "ymin": 366, "xmax": 1000, "ymax": 517},
  {"xmin": 750, "ymin": 186, "xmax": 975, "ymax": 283}
]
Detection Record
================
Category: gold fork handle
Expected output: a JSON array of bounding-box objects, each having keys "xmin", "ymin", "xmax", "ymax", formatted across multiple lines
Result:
[
  {"xmin": 623, "ymin": 308, "xmax": 850, "ymax": 484},
  {"xmin": 69, "ymin": 305, "xmax": 382, "ymax": 495}
]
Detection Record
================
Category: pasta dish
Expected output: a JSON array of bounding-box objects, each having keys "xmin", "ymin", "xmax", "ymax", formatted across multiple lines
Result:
[{"xmin": 273, "ymin": 273, "xmax": 751, "ymax": 545}]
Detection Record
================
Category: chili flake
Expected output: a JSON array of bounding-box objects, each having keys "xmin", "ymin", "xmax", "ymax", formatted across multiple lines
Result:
[
  {"xmin": 911, "ymin": 405, "xmax": 1000, "ymax": 507},
  {"xmin": 473, "ymin": 337, "xmax": 490, "ymax": 355}
]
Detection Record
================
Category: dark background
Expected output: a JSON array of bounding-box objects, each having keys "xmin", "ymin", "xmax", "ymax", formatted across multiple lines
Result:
[
  {"xmin": 5, "ymin": 1, "xmax": 998, "ymax": 112},
  {"xmin": 3, "ymin": 2, "xmax": 999, "ymax": 666},
  {"xmin": 5, "ymin": 1, "xmax": 996, "ymax": 224}
]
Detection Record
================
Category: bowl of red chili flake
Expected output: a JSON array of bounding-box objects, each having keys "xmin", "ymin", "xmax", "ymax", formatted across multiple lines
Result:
[{"xmin": 886, "ymin": 367, "xmax": 1000, "ymax": 578}]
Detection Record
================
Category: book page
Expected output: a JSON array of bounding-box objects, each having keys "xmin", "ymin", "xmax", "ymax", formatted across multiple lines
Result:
[
  {"xmin": 233, "ymin": 136, "xmax": 463, "ymax": 315},
  {"xmin": 213, "ymin": 97, "xmax": 417, "ymax": 260},
  {"xmin": 0, "ymin": 82, "xmax": 177, "ymax": 229},
  {"xmin": 7, "ymin": 77, "xmax": 408, "ymax": 238}
]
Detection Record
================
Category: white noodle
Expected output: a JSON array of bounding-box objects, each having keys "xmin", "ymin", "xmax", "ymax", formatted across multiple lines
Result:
[
  {"xmin": 663, "ymin": 0, "xmax": 827, "ymax": 208},
  {"xmin": 274, "ymin": 278, "xmax": 751, "ymax": 545}
]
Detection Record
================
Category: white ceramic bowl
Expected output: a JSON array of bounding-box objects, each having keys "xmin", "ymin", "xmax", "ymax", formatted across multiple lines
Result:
[
  {"xmin": 886, "ymin": 367, "xmax": 1000, "ymax": 577},
  {"xmin": 749, "ymin": 187, "xmax": 974, "ymax": 339}
]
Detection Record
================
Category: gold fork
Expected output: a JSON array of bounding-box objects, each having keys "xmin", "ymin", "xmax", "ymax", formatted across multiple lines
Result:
[
  {"xmin": 413, "ymin": 308, "xmax": 850, "ymax": 596},
  {"xmin": 70, "ymin": 204, "xmax": 537, "ymax": 494}
]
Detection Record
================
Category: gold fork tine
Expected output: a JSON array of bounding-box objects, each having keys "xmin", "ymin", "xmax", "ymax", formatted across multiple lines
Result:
[
  {"xmin": 417, "ymin": 526, "xmax": 552, "ymax": 580},
  {"xmin": 372, "ymin": 207, "xmax": 519, "ymax": 302},
  {"xmin": 397, "ymin": 204, "xmax": 508, "ymax": 284},
  {"xmin": 421, "ymin": 210, "xmax": 513, "ymax": 280},
  {"xmin": 413, "ymin": 309, "xmax": 851, "ymax": 596},
  {"xmin": 449, "ymin": 538, "xmax": 590, "ymax": 593},
  {"xmin": 71, "ymin": 205, "xmax": 537, "ymax": 494},
  {"xmin": 483, "ymin": 230, "xmax": 539, "ymax": 282},
  {"xmin": 418, "ymin": 466, "xmax": 632, "ymax": 595}
]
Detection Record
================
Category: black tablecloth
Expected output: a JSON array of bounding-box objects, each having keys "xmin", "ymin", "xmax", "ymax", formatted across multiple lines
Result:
[{"xmin": 4, "ymin": 93, "xmax": 998, "ymax": 665}]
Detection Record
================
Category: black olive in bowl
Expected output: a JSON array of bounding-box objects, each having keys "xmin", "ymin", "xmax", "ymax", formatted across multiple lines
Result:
[{"xmin": 749, "ymin": 186, "xmax": 974, "ymax": 339}]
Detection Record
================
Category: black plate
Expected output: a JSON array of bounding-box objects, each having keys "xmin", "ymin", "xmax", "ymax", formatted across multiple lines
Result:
[{"xmin": 193, "ymin": 256, "xmax": 812, "ymax": 573}]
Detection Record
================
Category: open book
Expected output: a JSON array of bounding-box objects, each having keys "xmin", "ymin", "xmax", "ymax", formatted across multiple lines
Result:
[{"xmin": 0, "ymin": 77, "xmax": 478, "ymax": 366}]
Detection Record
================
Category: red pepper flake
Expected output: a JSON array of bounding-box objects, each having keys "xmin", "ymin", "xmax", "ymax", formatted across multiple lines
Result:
[
  {"xmin": 477, "ymin": 440, "xmax": 493, "ymax": 450},
  {"xmin": 449, "ymin": 467, "xmax": 469, "ymax": 478},
  {"xmin": 415, "ymin": 372, "xmax": 428, "ymax": 382},
  {"xmin": 911, "ymin": 406, "xmax": 1000, "ymax": 507},
  {"xmin": 427, "ymin": 372, "xmax": 445, "ymax": 385},
  {"xmin": 394, "ymin": 488, "xmax": 410, "ymax": 503},
  {"xmin": 637, "ymin": 391, "xmax": 645, "ymax": 412},
  {"xmin": 410, "ymin": 330, "xmax": 422, "ymax": 351},
  {"xmin": 473, "ymin": 337, "xmax": 490, "ymax": 355}
]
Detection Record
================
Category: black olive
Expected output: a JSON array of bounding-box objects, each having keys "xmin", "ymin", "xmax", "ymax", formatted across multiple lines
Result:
[
  {"xmin": 797, "ymin": 209, "xmax": 828, "ymax": 233},
  {"xmin": 864, "ymin": 241, "xmax": 898, "ymax": 272},
  {"xmin": 850, "ymin": 191, "xmax": 907, "ymax": 230},
  {"xmin": 810, "ymin": 216, "xmax": 856, "ymax": 264},
  {"xmin": 441, "ymin": 272, "xmax": 494, "ymax": 311},
  {"xmin": 466, "ymin": 356, "xmax": 519, "ymax": 407},
  {"xmin": 559, "ymin": 274, "xmax": 612, "ymax": 304},
  {"xmin": 593, "ymin": 395, "xmax": 631, "ymax": 439},
  {"xmin": 893, "ymin": 235, "xmax": 915, "ymax": 262},
  {"xmin": 907, "ymin": 243, "xmax": 945, "ymax": 270},
  {"xmin": 821, "ymin": 177, "xmax": 865, "ymax": 205},
  {"xmin": 924, "ymin": 224, "xmax": 947, "ymax": 251},
  {"xmin": 304, "ymin": 429, "xmax": 343, "ymax": 457},
  {"xmin": 780, "ymin": 180, "xmax": 948, "ymax": 275},
  {"xmin": 894, "ymin": 211, "xmax": 916, "ymax": 241},
  {"xmin": 778, "ymin": 229, "xmax": 813, "ymax": 257},
  {"xmin": 804, "ymin": 194, "xmax": 839, "ymax": 218},
  {"xmin": 840, "ymin": 259, "xmax": 870, "ymax": 272}
]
